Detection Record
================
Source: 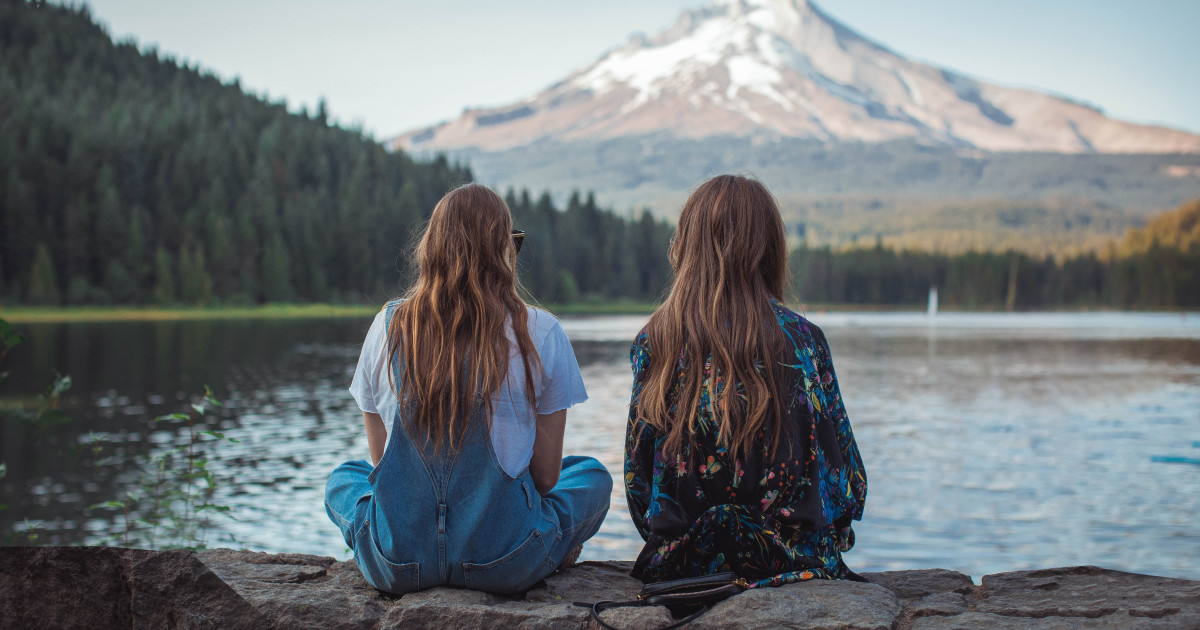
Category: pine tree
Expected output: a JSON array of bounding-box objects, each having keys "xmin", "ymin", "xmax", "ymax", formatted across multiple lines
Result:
[
  {"xmin": 28, "ymin": 242, "xmax": 60, "ymax": 305},
  {"xmin": 178, "ymin": 244, "xmax": 214, "ymax": 305},
  {"xmin": 94, "ymin": 164, "xmax": 126, "ymax": 263},
  {"xmin": 152, "ymin": 245, "xmax": 176, "ymax": 304},
  {"xmin": 102, "ymin": 259, "xmax": 138, "ymax": 303},
  {"xmin": 261, "ymin": 234, "xmax": 294, "ymax": 302}
]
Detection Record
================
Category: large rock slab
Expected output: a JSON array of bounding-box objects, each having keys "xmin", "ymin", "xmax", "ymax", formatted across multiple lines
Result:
[
  {"xmin": 962, "ymin": 566, "xmax": 1200, "ymax": 629},
  {"xmin": 862, "ymin": 568, "xmax": 975, "ymax": 603},
  {"xmin": 0, "ymin": 546, "xmax": 266, "ymax": 629},
  {"xmin": 199, "ymin": 549, "xmax": 390, "ymax": 630},
  {"xmin": 5, "ymin": 549, "xmax": 1200, "ymax": 629},
  {"xmin": 692, "ymin": 579, "xmax": 901, "ymax": 630}
]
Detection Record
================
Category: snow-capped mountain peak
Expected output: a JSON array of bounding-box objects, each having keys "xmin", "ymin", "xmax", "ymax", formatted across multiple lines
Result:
[{"xmin": 394, "ymin": 0, "xmax": 1200, "ymax": 154}]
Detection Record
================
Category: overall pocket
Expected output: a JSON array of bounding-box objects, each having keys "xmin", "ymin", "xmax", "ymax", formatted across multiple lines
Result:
[
  {"xmin": 353, "ymin": 519, "xmax": 421, "ymax": 594},
  {"xmin": 462, "ymin": 528, "xmax": 554, "ymax": 594}
]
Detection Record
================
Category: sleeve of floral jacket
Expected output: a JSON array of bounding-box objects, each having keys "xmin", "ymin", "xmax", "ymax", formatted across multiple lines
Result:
[
  {"xmin": 624, "ymin": 331, "xmax": 657, "ymax": 542},
  {"xmin": 810, "ymin": 324, "xmax": 868, "ymax": 533}
]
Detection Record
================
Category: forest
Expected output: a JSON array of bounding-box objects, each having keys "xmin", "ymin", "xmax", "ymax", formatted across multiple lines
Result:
[
  {"xmin": 791, "ymin": 198, "xmax": 1200, "ymax": 309},
  {"xmin": 0, "ymin": 1, "xmax": 674, "ymax": 307},
  {"xmin": 1, "ymin": 1, "xmax": 1196, "ymax": 311}
]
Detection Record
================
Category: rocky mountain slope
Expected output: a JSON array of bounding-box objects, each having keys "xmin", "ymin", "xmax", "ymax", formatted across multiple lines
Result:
[{"xmin": 393, "ymin": 0, "xmax": 1200, "ymax": 155}]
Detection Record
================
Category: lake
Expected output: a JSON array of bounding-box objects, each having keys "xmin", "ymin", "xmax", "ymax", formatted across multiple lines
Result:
[{"xmin": 2, "ymin": 311, "xmax": 1198, "ymax": 581}]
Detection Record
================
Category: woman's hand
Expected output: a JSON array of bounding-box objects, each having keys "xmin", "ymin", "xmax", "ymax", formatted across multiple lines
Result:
[
  {"xmin": 363, "ymin": 411, "xmax": 386, "ymax": 466},
  {"xmin": 529, "ymin": 409, "xmax": 566, "ymax": 495}
]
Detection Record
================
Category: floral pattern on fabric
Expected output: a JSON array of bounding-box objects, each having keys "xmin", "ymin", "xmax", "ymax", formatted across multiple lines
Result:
[{"xmin": 625, "ymin": 301, "xmax": 867, "ymax": 586}]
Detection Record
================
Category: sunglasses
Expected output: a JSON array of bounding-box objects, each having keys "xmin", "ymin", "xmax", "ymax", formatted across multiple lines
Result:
[{"xmin": 511, "ymin": 230, "xmax": 525, "ymax": 254}]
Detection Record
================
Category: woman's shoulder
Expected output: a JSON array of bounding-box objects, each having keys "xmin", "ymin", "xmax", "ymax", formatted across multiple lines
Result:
[
  {"xmin": 769, "ymin": 300, "xmax": 829, "ymax": 346},
  {"xmin": 524, "ymin": 306, "xmax": 565, "ymax": 343},
  {"xmin": 378, "ymin": 298, "xmax": 404, "ymax": 319}
]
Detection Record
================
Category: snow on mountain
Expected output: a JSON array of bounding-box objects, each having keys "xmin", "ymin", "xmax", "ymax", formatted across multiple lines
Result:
[{"xmin": 393, "ymin": 0, "xmax": 1200, "ymax": 154}]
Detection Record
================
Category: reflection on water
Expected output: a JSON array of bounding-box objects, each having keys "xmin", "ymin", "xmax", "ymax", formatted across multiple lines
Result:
[{"xmin": 1, "ymin": 312, "xmax": 1198, "ymax": 580}]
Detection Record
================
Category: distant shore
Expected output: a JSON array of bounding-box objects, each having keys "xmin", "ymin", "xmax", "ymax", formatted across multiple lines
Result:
[
  {"xmin": 4, "ymin": 301, "xmax": 1175, "ymax": 324},
  {"xmin": 0, "ymin": 303, "xmax": 381, "ymax": 323},
  {"xmin": 0, "ymin": 301, "xmax": 663, "ymax": 323}
]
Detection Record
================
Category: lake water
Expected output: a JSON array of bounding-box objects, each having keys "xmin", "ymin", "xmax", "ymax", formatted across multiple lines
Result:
[{"xmin": 2, "ymin": 311, "xmax": 1198, "ymax": 581}]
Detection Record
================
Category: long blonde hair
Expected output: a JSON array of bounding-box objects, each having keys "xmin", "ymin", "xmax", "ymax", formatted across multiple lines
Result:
[
  {"xmin": 388, "ymin": 183, "xmax": 539, "ymax": 452},
  {"xmin": 636, "ymin": 175, "xmax": 790, "ymax": 463}
]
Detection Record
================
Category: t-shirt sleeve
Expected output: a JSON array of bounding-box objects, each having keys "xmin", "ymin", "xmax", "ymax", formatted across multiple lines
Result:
[
  {"xmin": 534, "ymin": 321, "xmax": 588, "ymax": 414},
  {"xmin": 349, "ymin": 308, "xmax": 388, "ymax": 415}
]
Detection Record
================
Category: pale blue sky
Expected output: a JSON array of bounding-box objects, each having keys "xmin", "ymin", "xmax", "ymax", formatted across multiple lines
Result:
[{"xmin": 80, "ymin": 0, "xmax": 1200, "ymax": 139}]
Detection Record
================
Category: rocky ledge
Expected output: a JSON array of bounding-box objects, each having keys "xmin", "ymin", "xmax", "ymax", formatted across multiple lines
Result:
[{"xmin": 1, "ymin": 547, "xmax": 1198, "ymax": 629}]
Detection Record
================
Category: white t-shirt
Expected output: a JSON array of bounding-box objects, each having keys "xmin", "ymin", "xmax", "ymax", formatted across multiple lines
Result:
[{"xmin": 349, "ymin": 304, "xmax": 588, "ymax": 477}]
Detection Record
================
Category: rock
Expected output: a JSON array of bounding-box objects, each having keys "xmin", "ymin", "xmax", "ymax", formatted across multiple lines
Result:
[
  {"xmin": 0, "ymin": 546, "xmax": 266, "ymax": 629},
  {"xmin": 968, "ymin": 566, "xmax": 1200, "ymax": 629},
  {"xmin": 198, "ymin": 549, "xmax": 389, "ymax": 630},
  {"xmin": 862, "ymin": 569, "xmax": 975, "ymax": 602},
  {"xmin": 910, "ymin": 591, "xmax": 969, "ymax": 616},
  {"xmin": 4, "ymin": 549, "xmax": 1200, "ymax": 630},
  {"xmin": 358, "ymin": 559, "xmax": 672, "ymax": 630},
  {"xmin": 691, "ymin": 579, "xmax": 902, "ymax": 630},
  {"xmin": 911, "ymin": 611, "xmax": 1178, "ymax": 630}
]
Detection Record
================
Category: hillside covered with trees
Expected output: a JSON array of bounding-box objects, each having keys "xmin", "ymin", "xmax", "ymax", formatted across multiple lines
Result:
[
  {"xmin": 1, "ymin": 1, "xmax": 674, "ymax": 307},
  {"xmin": 790, "ymin": 199, "xmax": 1200, "ymax": 310},
  {"xmin": 1, "ymin": 1, "xmax": 1194, "ymax": 312}
]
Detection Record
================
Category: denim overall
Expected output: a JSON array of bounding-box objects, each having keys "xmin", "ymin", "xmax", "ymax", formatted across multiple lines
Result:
[{"xmin": 325, "ymin": 304, "xmax": 611, "ymax": 595}]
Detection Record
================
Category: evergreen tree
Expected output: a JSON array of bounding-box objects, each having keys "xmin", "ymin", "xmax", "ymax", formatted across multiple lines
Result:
[
  {"xmin": 102, "ymin": 259, "xmax": 138, "ymax": 303},
  {"xmin": 178, "ymin": 244, "xmax": 214, "ymax": 305},
  {"xmin": 152, "ymin": 245, "xmax": 175, "ymax": 304},
  {"xmin": 28, "ymin": 242, "xmax": 60, "ymax": 305},
  {"xmin": 261, "ymin": 234, "xmax": 294, "ymax": 302}
]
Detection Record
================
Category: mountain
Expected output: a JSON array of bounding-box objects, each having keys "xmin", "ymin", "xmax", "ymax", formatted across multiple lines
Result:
[
  {"xmin": 393, "ymin": 0, "xmax": 1200, "ymax": 155},
  {"xmin": 387, "ymin": 0, "xmax": 1200, "ymax": 254}
]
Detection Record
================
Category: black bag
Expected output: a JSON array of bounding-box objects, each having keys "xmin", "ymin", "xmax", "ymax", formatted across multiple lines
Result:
[{"xmin": 575, "ymin": 572, "xmax": 748, "ymax": 630}]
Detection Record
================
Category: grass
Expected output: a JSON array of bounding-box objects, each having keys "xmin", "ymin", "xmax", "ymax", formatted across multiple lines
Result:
[
  {"xmin": 1, "ymin": 300, "xmax": 665, "ymax": 323},
  {"xmin": 0, "ymin": 300, "xmax": 953, "ymax": 324},
  {"xmin": 0, "ymin": 303, "xmax": 381, "ymax": 323},
  {"xmin": 539, "ymin": 300, "xmax": 660, "ymax": 316}
]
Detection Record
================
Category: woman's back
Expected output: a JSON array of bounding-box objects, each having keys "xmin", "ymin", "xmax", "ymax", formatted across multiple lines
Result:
[
  {"xmin": 622, "ymin": 174, "xmax": 867, "ymax": 586},
  {"xmin": 350, "ymin": 301, "xmax": 585, "ymax": 479},
  {"xmin": 625, "ymin": 301, "xmax": 867, "ymax": 585},
  {"xmin": 348, "ymin": 300, "xmax": 590, "ymax": 592},
  {"xmin": 324, "ymin": 183, "xmax": 611, "ymax": 596}
]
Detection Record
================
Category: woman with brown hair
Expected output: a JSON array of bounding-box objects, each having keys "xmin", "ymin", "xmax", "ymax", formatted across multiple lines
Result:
[
  {"xmin": 325, "ymin": 183, "xmax": 611, "ymax": 595},
  {"xmin": 625, "ymin": 174, "xmax": 867, "ymax": 586}
]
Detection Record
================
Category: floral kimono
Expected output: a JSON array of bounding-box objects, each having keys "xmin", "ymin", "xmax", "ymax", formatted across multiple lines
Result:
[{"xmin": 625, "ymin": 301, "xmax": 867, "ymax": 587}]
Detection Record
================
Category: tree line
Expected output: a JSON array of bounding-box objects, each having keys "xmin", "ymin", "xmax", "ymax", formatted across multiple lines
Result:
[{"xmin": 791, "ymin": 200, "xmax": 1200, "ymax": 309}]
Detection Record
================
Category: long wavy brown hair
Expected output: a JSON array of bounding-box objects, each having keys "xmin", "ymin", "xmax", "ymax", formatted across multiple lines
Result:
[
  {"xmin": 636, "ymin": 174, "xmax": 790, "ymax": 464},
  {"xmin": 387, "ymin": 183, "xmax": 539, "ymax": 453}
]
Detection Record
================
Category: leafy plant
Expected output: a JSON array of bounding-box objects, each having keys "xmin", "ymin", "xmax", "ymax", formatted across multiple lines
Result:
[
  {"xmin": 89, "ymin": 386, "xmax": 239, "ymax": 549},
  {"xmin": 0, "ymin": 318, "xmax": 25, "ymax": 384},
  {"xmin": 3, "ymin": 316, "xmax": 241, "ymax": 549}
]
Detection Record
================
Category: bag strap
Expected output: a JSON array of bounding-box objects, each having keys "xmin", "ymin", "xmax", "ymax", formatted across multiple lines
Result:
[{"xmin": 573, "ymin": 600, "xmax": 711, "ymax": 630}]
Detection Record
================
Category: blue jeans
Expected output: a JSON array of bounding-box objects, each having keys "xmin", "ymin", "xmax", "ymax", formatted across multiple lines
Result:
[{"xmin": 324, "ymin": 419, "xmax": 611, "ymax": 595}]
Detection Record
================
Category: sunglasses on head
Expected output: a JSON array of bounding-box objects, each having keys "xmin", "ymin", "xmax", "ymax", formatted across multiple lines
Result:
[{"xmin": 511, "ymin": 230, "xmax": 525, "ymax": 254}]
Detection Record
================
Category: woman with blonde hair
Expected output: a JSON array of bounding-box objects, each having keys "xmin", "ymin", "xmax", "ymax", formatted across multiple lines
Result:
[
  {"xmin": 326, "ymin": 183, "xmax": 611, "ymax": 595},
  {"xmin": 625, "ymin": 174, "xmax": 867, "ymax": 586}
]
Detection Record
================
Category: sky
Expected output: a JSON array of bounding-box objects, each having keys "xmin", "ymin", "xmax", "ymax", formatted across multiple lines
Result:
[{"xmin": 78, "ymin": 0, "xmax": 1200, "ymax": 140}]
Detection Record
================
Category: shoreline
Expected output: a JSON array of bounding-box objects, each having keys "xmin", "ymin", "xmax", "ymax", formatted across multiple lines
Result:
[{"xmin": 4, "ymin": 302, "xmax": 1193, "ymax": 324}]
